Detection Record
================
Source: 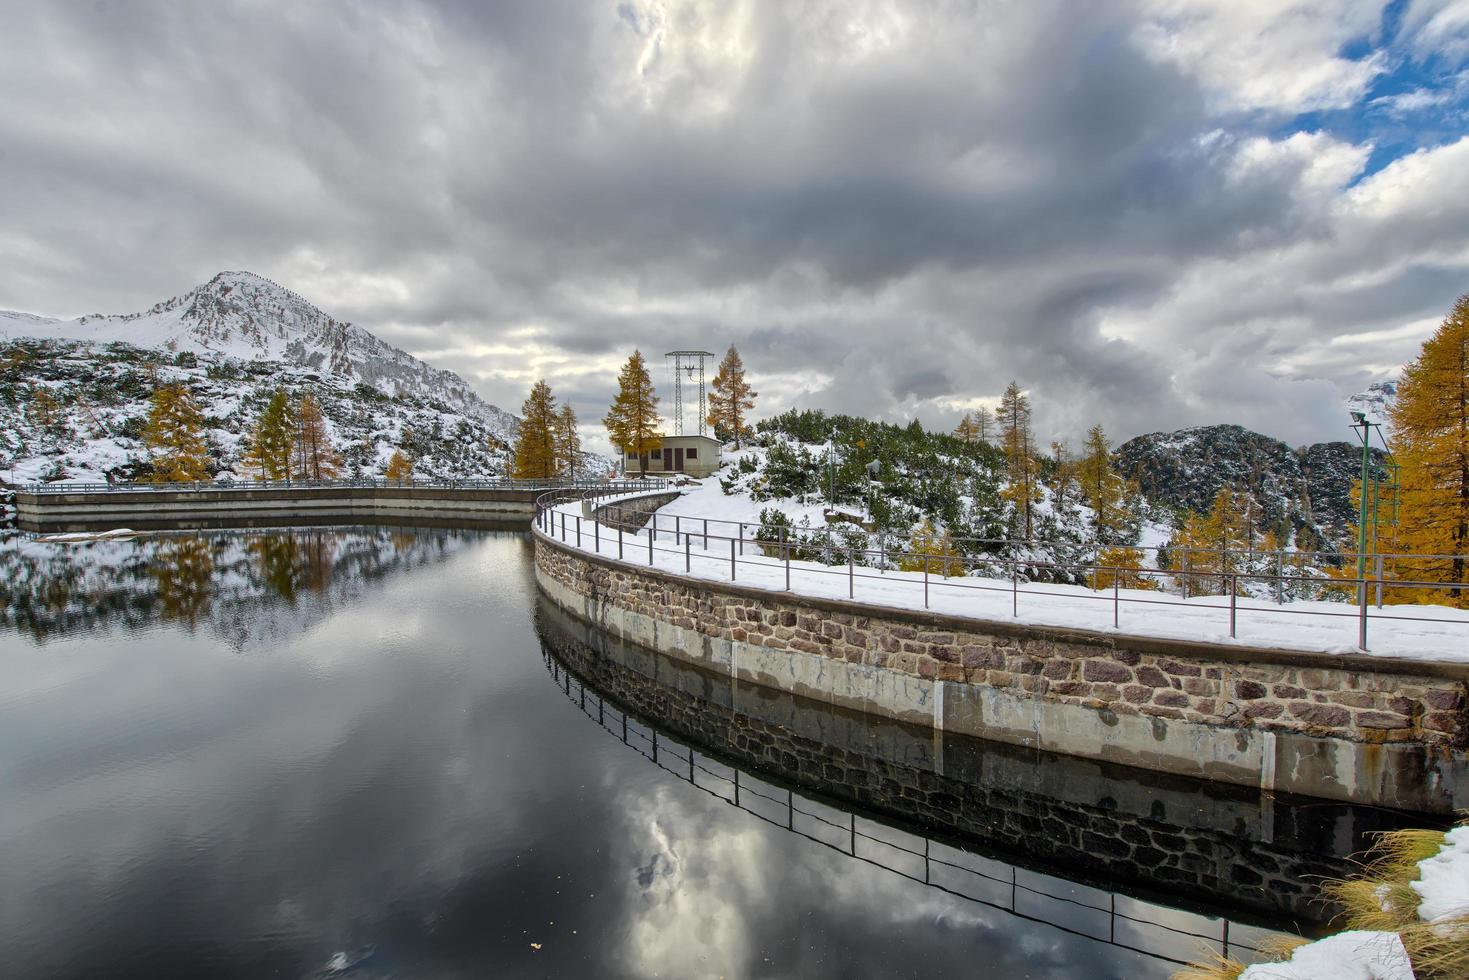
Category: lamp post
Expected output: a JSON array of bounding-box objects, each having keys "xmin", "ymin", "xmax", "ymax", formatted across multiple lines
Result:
[{"xmin": 1349, "ymin": 411, "xmax": 1377, "ymax": 579}]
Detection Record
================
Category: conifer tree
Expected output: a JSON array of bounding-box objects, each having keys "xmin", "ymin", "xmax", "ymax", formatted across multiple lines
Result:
[
  {"xmin": 512, "ymin": 380, "xmax": 559, "ymax": 480},
  {"xmin": 707, "ymin": 345, "xmax": 756, "ymax": 448},
  {"xmin": 28, "ymin": 385, "xmax": 65, "ymax": 437},
  {"xmin": 1388, "ymin": 293, "xmax": 1469, "ymax": 603},
  {"xmin": 1077, "ymin": 424, "xmax": 1129, "ymax": 544},
  {"xmin": 242, "ymin": 390, "xmax": 294, "ymax": 480},
  {"xmin": 384, "ymin": 448, "xmax": 414, "ymax": 483},
  {"xmin": 998, "ymin": 381, "xmax": 1038, "ymax": 540},
  {"xmin": 1090, "ymin": 545, "xmax": 1156, "ymax": 592},
  {"xmin": 604, "ymin": 350, "xmax": 661, "ymax": 475},
  {"xmin": 954, "ymin": 413, "xmax": 978, "ymax": 443},
  {"xmin": 898, "ymin": 520, "xmax": 965, "ymax": 577},
  {"xmin": 1049, "ymin": 440, "xmax": 1078, "ymax": 511},
  {"xmin": 293, "ymin": 393, "xmax": 341, "ymax": 481},
  {"xmin": 954, "ymin": 408, "xmax": 992, "ymax": 445},
  {"xmin": 142, "ymin": 382, "xmax": 210, "ymax": 483},
  {"xmin": 1170, "ymin": 487, "xmax": 1251, "ymax": 595},
  {"xmin": 555, "ymin": 403, "xmax": 581, "ymax": 479}
]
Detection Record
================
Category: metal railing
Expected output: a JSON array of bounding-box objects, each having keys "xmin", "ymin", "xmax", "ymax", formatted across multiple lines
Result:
[
  {"xmin": 533, "ymin": 497, "xmax": 1469, "ymax": 654},
  {"xmin": 20, "ymin": 476, "xmax": 662, "ymax": 494},
  {"xmin": 543, "ymin": 653, "xmax": 1289, "ymax": 968}
]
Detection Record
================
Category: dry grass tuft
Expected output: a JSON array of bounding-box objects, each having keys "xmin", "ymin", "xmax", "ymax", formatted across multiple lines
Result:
[
  {"xmin": 1174, "ymin": 822, "xmax": 1464, "ymax": 980},
  {"xmin": 1400, "ymin": 917, "xmax": 1469, "ymax": 980},
  {"xmin": 1170, "ymin": 948, "xmax": 1247, "ymax": 980}
]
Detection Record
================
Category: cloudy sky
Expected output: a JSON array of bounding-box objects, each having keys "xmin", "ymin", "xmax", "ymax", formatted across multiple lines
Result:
[{"xmin": 3, "ymin": 1, "xmax": 1469, "ymax": 452}]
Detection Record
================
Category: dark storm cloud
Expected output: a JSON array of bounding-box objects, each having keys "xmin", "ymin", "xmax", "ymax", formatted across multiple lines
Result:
[{"xmin": 2, "ymin": 0, "xmax": 1468, "ymax": 450}]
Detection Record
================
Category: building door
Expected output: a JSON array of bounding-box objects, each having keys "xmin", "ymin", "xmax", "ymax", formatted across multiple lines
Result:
[{"xmin": 673, "ymin": 447, "xmax": 685, "ymax": 472}]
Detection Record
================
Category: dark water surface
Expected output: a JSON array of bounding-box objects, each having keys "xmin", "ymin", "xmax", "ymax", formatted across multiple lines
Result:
[{"xmin": 0, "ymin": 527, "xmax": 1423, "ymax": 979}]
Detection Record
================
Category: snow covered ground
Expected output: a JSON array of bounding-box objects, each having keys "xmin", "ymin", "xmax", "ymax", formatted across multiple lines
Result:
[{"xmin": 546, "ymin": 487, "xmax": 1469, "ymax": 662}]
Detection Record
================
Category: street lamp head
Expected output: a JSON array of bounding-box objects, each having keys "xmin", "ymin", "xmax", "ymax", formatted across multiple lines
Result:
[{"xmin": 1349, "ymin": 410, "xmax": 1367, "ymax": 425}]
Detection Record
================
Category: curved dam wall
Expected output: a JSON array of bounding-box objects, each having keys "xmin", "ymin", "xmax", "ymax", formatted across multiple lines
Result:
[{"xmin": 534, "ymin": 517, "xmax": 1469, "ymax": 814}]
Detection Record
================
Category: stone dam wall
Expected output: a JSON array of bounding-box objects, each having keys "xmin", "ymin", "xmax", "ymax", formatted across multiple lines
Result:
[{"xmin": 535, "ymin": 513, "xmax": 1469, "ymax": 814}]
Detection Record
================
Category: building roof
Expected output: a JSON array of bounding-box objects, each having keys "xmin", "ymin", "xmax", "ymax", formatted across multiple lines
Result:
[{"xmin": 656, "ymin": 433, "xmax": 721, "ymax": 445}]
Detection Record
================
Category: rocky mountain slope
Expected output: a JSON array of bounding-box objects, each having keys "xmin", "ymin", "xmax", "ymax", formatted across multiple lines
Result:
[
  {"xmin": 1115, "ymin": 424, "xmax": 1382, "ymax": 545},
  {"xmin": 0, "ymin": 272, "xmax": 603, "ymax": 484}
]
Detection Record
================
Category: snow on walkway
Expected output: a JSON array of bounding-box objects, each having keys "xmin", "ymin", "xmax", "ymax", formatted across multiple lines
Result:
[{"xmin": 545, "ymin": 490, "xmax": 1469, "ymax": 663}]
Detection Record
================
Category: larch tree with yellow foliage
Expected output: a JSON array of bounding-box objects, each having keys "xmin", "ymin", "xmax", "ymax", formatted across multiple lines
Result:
[
  {"xmin": 898, "ymin": 520, "xmax": 965, "ymax": 577},
  {"xmin": 142, "ymin": 382, "xmax": 211, "ymax": 483},
  {"xmin": 604, "ymin": 350, "xmax": 661, "ymax": 476},
  {"xmin": 1387, "ymin": 292, "xmax": 1469, "ymax": 605},
  {"xmin": 1077, "ymin": 425, "xmax": 1129, "ymax": 544},
  {"xmin": 384, "ymin": 448, "xmax": 414, "ymax": 483},
  {"xmin": 1170, "ymin": 487, "xmax": 1252, "ymax": 596},
  {"xmin": 512, "ymin": 380, "xmax": 560, "ymax": 480},
  {"xmin": 293, "ymin": 393, "xmax": 341, "ymax": 480},
  {"xmin": 998, "ymin": 381, "xmax": 1039, "ymax": 541},
  {"xmin": 707, "ymin": 345, "xmax": 756, "ymax": 448}
]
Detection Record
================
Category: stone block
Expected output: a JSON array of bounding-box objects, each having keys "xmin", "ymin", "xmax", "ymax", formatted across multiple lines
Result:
[
  {"xmin": 1135, "ymin": 665, "xmax": 1170, "ymax": 688},
  {"xmin": 1234, "ymin": 680, "xmax": 1267, "ymax": 700},
  {"xmin": 1083, "ymin": 660, "xmax": 1133, "ymax": 683},
  {"xmin": 1288, "ymin": 702, "xmax": 1350, "ymax": 728},
  {"xmin": 1424, "ymin": 689, "xmax": 1464, "ymax": 711}
]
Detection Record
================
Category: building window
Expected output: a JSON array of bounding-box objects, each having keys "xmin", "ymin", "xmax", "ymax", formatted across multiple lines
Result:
[
  {"xmin": 651, "ymin": 449, "xmax": 662, "ymax": 460},
  {"xmin": 687, "ymin": 448, "xmax": 698, "ymax": 459},
  {"xmin": 627, "ymin": 452, "xmax": 637, "ymax": 459}
]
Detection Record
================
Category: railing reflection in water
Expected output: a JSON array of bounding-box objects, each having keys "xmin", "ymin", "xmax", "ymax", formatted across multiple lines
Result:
[{"xmin": 542, "ymin": 651, "xmax": 1292, "ymax": 969}]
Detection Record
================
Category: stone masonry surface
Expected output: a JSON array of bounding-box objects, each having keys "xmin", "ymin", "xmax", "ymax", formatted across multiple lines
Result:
[{"xmin": 536, "ymin": 539, "xmax": 1469, "ymax": 752}]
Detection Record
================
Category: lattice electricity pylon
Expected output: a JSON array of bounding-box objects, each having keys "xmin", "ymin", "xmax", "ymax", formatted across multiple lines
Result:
[{"xmin": 665, "ymin": 350, "xmax": 714, "ymax": 436}]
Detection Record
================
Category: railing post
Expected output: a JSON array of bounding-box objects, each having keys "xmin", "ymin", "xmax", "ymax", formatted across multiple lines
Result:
[
  {"xmin": 1375, "ymin": 554, "xmax": 1384, "ymax": 609},
  {"xmin": 849, "ymin": 547, "xmax": 855, "ymax": 599},
  {"xmin": 923, "ymin": 554, "xmax": 929, "ymax": 608},
  {"xmin": 685, "ymin": 534, "xmax": 690, "ymax": 573},
  {"xmin": 1011, "ymin": 560, "xmax": 1018, "ymax": 617},
  {"xmin": 594, "ymin": 517, "xmax": 599, "ymax": 553},
  {"xmin": 738, "ymin": 523, "xmax": 744, "ymax": 556},
  {"xmin": 1113, "ymin": 571, "xmax": 1119, "ymax": 629},
  {"xmin": 730, "ymin": 538, "xmax": 736, "ymax": 580},
  {"xmin": 1229, "ymin": 575, "xmax": 1237, "ymax": 638},
  {"xmin": 1358, "ymin": 580, "xmax": 1369, "ymax": 650},
  {"xmin": 1276, "ymin": 549, "xmax": 1284, "ymax": 604},
  {"xmin": 576, "ymin": 515, "xmax": 582, "ymax": 548},
  {"xmin": 703, "ymin": 518, "xmax": 708, "ymax": 550},
  {"xmin": 784, "ymin": 543, "xmax": 791, "ymax": 591},
  {"xmin": 648, "ymin": 527, "xmax": 654, "ymax": 566}
]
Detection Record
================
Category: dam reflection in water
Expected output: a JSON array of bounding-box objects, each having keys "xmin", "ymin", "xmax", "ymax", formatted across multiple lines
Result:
[{"xmin": 534, "ymin": 595, "xmax": 1423, "ymax": 969}]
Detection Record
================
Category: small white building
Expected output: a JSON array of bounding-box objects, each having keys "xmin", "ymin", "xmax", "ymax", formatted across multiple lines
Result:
[{"xmin": 625, "ymin": 434, "xmax": 721, "ymax": 478}]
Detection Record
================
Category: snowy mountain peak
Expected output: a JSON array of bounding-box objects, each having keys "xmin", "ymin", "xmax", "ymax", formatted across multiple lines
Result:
[
  {"xmin": 71, "ymin": 269, "xmax": 354, "ymax": 365},
  {"xmin": 1, "ymin": 272, "xmax": 516, "ymax": 431},
  {"xmin": 1346, "ymin": 380, "xmax": 1398, "ymax": 429}
]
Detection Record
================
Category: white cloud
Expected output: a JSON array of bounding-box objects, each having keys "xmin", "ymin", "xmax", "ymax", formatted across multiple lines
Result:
[{"xmin": 1136, "ymin": 0, "xmax": 1388, "ymax": 113}]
